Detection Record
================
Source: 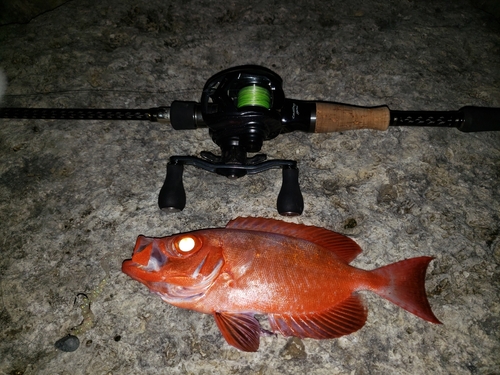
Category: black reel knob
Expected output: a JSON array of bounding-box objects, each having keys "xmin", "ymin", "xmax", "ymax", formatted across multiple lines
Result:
[
  {"xmin": 158, "ymin": 163, "xmax": 185, "ymax": 212},
  {"xmin": 277, "ymin": 167, "xmax": 304, "ymax": 216}
]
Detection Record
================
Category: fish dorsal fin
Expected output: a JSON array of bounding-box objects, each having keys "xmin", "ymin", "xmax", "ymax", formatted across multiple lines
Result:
[
  {"xmin": 268, "ymin": 294, "xmax": 368, "ymax": 339},
  {"xmin": 213, "ymin": 312, "xmax": 261, "ymax": 352},
  {"xmin": 226, "ymin": 217, "xmax": 362, "ymax": 263}
]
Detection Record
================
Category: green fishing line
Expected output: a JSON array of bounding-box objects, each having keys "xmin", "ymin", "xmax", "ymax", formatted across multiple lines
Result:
[{"xmin": 237, "ymin": 85, "xmax": 271, "ymax": 109}]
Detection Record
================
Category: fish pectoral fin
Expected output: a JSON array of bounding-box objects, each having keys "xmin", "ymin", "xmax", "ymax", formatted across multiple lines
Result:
[
  {"xmin": 268, "ymin": 294, "xmax": 368, "ymax": 339},
  {"xmin": 213, "ymin": 312, "xmax": 261, "ymax": 352}
]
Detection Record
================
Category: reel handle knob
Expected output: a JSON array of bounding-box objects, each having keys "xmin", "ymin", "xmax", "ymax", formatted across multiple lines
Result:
[
  {"xmin": 277, "ymin": 167, "xmax": 304, "ymax": 216},
  {"xmin": 158, "ymin": 163, "xmax": 186, "ymax": 212}
]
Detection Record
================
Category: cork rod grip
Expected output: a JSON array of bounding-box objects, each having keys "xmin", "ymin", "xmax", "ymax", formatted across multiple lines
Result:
[{"xmin": 314, "ymin": 102, "xmax": 390, "ymax": 132}]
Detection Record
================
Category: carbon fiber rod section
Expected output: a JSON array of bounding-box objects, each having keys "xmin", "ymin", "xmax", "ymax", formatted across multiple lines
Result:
[
  {"xmin": 0, "ymin": 107, "xmax": 153, "ymax": 121},
  {"xmin": 390, "ymin": 110, "xmax": 464, "ymax": 128}
]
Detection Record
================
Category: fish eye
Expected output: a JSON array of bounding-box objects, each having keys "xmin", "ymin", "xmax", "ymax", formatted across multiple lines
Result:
[
  {"xmin": 177, "ymin": 236, "xmax": 196, "ymax": 252},
  {"xmin": 172, "ymin": 234, "xmax": 202, "ymax": 256}
]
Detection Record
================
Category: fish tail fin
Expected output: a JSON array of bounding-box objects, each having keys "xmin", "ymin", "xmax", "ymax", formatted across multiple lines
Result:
[{"xmin": 370, "ymin": 256, "xmax": 442, "ymax": 324}]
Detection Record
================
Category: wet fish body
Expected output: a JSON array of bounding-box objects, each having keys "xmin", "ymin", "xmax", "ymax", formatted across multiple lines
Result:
[{"xmin": 122, "ymin": 217, "xmax": 441, "ymax": 351}]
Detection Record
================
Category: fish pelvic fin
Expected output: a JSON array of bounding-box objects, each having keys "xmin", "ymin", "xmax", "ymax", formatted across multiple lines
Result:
[
  {"xmin": 213, "ymin": 312, "xmax": 261, "ymax": 352},
  {"xmin": 370, "ymin": 256, "xmax": 442, "ymax": 324},
  {"xmin": 268, "ymin": 294, "xmax": 368, "ymax": 339}
]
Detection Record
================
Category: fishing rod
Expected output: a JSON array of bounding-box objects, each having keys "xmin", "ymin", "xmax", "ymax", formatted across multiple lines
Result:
[{"xmin": 1, "ymin": 65, "xmax": 499, "ymax": 216}]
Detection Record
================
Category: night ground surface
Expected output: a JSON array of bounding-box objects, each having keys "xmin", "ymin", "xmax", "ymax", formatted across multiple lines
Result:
[{"xmin": 0, "ymin": 0, "xmax": 499, "ymax": 374}]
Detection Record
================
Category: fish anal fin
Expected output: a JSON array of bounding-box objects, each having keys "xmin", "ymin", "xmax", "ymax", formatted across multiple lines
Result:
[
  {"xmin": 213, "ymin": 312, "xmax": 261, "ymax": 352},
  {"xmin": 268, "ymin": 294, "xmax": 368, "ymax": 339},
  {"xmin": 226, "ymin": 217, "xmax": 362, "ymax": 263}
]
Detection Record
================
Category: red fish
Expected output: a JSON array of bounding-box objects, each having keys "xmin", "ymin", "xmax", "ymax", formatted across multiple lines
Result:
[{"xmin": 122, "ymin": 217, "xmax": 441, "ymax": 352}]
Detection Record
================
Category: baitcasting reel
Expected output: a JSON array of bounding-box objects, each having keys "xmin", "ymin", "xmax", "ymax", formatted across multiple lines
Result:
[
  {"xmin": 158, "ymin": 65, "xmax": 306, "ymax": 216},
  {"xmin": 1, "ymin": 65, "xmax": 500, "ymax": 215}
]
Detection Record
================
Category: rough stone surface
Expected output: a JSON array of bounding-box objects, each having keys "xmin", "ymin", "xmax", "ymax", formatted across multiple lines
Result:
[
  {"xmin": 0, "ymin": 0, "xmax": 499, "ymax": 374},
  {"xmin": 0, "ymin": 0, "xmax": 71, "ymax": 25}
]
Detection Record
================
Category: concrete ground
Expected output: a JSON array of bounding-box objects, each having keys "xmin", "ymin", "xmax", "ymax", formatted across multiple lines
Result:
[{"xmin": 0, "ymin": 0, "xmax": 499, "ymax": 374}]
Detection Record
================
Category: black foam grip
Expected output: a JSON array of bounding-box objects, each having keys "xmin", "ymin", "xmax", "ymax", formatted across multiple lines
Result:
[
  {"xmin": 170, "ymin": 101, "xmax": 199, "ymax": 130},
  {"xmin": 158, "ymin": 163, "xmax": 186, "ymax": 212},
  {"xmin": 277, "ymin": 168, "xmax": 304, "ymax": 216},
  {"xmin": 458, "ymin": 106, "xmax": 500, "ymax": 132}
]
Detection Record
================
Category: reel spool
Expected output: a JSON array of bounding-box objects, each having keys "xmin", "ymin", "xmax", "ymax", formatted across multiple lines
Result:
[{"xmin": 158, "ymin": 65, "xmax": 304, "ymax": 216}]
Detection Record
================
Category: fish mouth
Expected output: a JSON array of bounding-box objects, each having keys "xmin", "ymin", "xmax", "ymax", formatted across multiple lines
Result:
[
  {"xmin": 121, "ymin": 260, "xmax": 135, "ymax": 278},
  {"xmin": 122, "ymin": 240, "xmax": 168, "ymax": 276},
  {"xmin": 155, "ymin": 257, "xmax": 224, "ymax": 303}
]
